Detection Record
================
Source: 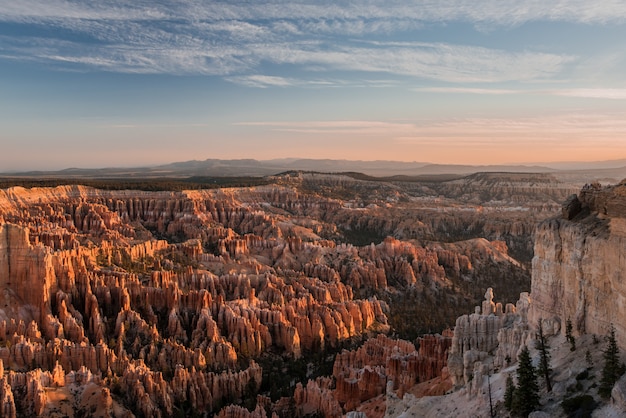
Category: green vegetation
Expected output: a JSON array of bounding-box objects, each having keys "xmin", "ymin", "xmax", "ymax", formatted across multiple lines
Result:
[
  {"xmin": 575, "ymin": 369, "xmax": 590, "ymax": 381},
  {"xmin": 566, "ymin": 318, "xmax": 576, "ymax": 351},
  {"xmin": 0, "ymin": 176, "xmax": 271, "ymax": 191},
  {"xmin": 383, "ymin": 256, "xmax": 529, "ymax": 340},
  {"xmin": 599, "ymin": 323, "xmax": 626, "ymax": 398},
  {"xmin": 173, "ymin": 400, "xmax": 203, "ymax": 418},
  {"xmin": 535, "ymin": 319, "xmax": 552, "ymax": 392},
  {"xmin": 383, "ymin": 286, "xmax": 464, "ymax": 339},
  {"xmin": 258, "ymin": 337, "xmax": 365, "ymax": 401},
  {"xmin": 341, "ymin": 172, "xmax": 463, "ymax": 183},
  {"xmin": 561, "ymin": 395, "xmax": 597, "ymax": 418},
  {"xmin": 510, "ymin": 346, "xmax": 540, "ymax": 417},
  {"xmin": 504, "ymin": 374, "xmax": 515, "ymax": 410},
  {"xmin": 340, "ymin": 227, "xmax": 387, "ymax": 247},
  {"xmin": 276, "ymin": 170, "xmax": 463, "ymax": 184}
]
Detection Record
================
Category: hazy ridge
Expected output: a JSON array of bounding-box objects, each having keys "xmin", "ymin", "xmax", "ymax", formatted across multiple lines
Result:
[{"xmin": 3, "ymin": 157, "xmax": 626, "ymax": 180}]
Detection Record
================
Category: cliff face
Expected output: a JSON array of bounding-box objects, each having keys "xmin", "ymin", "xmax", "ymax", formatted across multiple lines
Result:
[
  {"xmin": 433, "ymin": 172, "xmax": 578, "ymax": 206},
  {"xmin": 446, "ymin": 288, "xmax": 532, "ymax": 393},
  {"xmin": 530, "ymin": 181, "xmax": 626, "ymax": 347},
  {"xmin": 387, "ymin": 180, "xmax": 626, "ymax": 417},
  {"xmin": 332, "ymin": 333, "xmax": 451, "ymax": 410}
]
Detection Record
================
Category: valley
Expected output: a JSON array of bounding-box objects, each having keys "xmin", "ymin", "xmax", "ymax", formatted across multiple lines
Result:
[{"xmin": 0, "ymin": 170, "xmax": 616, "ymax": 417}]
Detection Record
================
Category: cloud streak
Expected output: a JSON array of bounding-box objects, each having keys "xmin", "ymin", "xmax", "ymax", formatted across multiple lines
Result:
[
  {"xmin": 414, "ymin": 87, "xmax": 521, "ymax": 95},
  {"xmin": 234, "ymin": 114, "xmax": 626, "ymax": 164},
  {"xmin": 226, "ymin": 75, "xmax": 298, "ymax": 88},
  {"xmin": 550, "ymin": 88, "xmax": 626, "ymax": 99},
  {"xmin": 237, "ymin": 120, "xmax": 417, "ymax": 135},
  {"xmin": 0, "ymin": 34, "xmax": 574, "ymax": 83},
  {"xmin": 0, "ymin": 1, "xmax": 597, "ymax": 82},
  {"xmin": 2, "ymin": 1, "xmax": 626, "ymax": 26},
  {"xmin": 240, "ymin": 113, "xmax": 626, "ymax": 139},
  {"xmin": 414, "ymin": 87, "xmax": 626, "ymax": 99}
]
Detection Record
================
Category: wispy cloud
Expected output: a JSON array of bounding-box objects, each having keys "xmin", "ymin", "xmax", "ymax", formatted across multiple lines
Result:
[
  {"xmin": 394, "ymin": 113, "xmax": 626, "ymax": 140},
  {"xmin": 0, "ymin": 31, "xmax": 574, "ymax": 83},
  {"xmin": 267, "ymin": 42, "xmax": 573, "ymax": 83},
  {"xmin": 0, "ymin": 1, "xmax": 602, "ymax": 82},
  {"xmin": 237, "ymin": 120, "xmax": 417, "ymax": 135},
  {"xmin": 240, "ymin": 113, "xmax": 626, "ymax": 139},
  {"xmin": 2, "ymin": 1, "xmax": 626, "ymax": 26},
  {"xmin": 415, "ymin": 87, "xmax": 521, "ymax": 95},
  {"xmin": 414, "ymin": 87, "xmax": 626, "ymax": 99},
  {"xmin": 226, "ymin": 75, "xmax": 297, "ymax": 88},
  {"xmin": 103, "ymin": 123, "xmax": 210, "ymax": 129},
  {"xmin": 549, "ymin": 88, "xmax": 626, "ymax": 99},
  {"xmin": 232, "ymin": 114, "xmax": 626, "ymax": 163}
]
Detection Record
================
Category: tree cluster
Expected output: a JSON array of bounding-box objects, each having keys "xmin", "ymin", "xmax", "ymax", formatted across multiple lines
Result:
[
  {"xmin": 566, "ymin": 318, "xmax": 576, "ymax": 351},
  {"xmin": 599, "ymin": 324, "xmax": 626, "ymax": 398},
  {"xmin": 535, "ymin": 320, "xmax": 552, "ymax": 392},
  {"xmin": 505, "ymin": 345, "xmax": 540, "ymax": 417}
]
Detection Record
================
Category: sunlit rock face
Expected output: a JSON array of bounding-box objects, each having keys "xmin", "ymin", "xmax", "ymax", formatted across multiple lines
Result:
[
  {"xmin": 0, "ymin": 176, "xmax": 543, "ymax": 416},
  {"xmin": 0, "ymin": 185, "xmax": 397, "ymax": 416},
  {"xmin": 383, "ymin": 180, "xmax": 626, "ymax": 418},
  {"xmin": 530, "ymin": 180, "xmax": 626, "ymax": 348},
  {"xmin": 332, "ymin": 333, "xmax": 452, "ymax": 410},
  {"xmin": 446, "ymin": 288, "xmax": 533, "ymax": 390}
]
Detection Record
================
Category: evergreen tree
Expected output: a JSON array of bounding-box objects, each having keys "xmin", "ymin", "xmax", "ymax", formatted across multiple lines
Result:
[
  {"xmin": 487, "ymin": 371, "xmax": 495, "ymax": 418},
  {"xmin": 512, "ymin": 346, "xmax": 540, "ymax": 417},
  {"xmin": 566, "ymin": 318, "xmax": 576, "ymax": 351},
  {"xmin": 504, "ymin": 374, "xmax": 515, "ymax": 411},
  {"xmin": 585, "ymin": 349, "xmax": 593, "ymax": 368},
  {"xmin": 535, "ymin": 319, "xmax": 552, "ymax": 392},
  {"xmin": 599, "ymin": 323, "xmax": 626, "ymax": 398}
]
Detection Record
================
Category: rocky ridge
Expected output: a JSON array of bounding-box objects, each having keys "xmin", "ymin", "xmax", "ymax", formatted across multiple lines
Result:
[
  {"xmin": 530, "ymin": 180, "xmax": 626, "ymax": 348},
  {"xmin": 387, "ymin": 180, "xmax": 626, "ymax": 417},
  {"xmin": 0, "ymin": 185, "xmax": 390, "ymax": 416},
  {"xmin": 0, "ymin": 180, "xmax": 536, "ymax": 417}
]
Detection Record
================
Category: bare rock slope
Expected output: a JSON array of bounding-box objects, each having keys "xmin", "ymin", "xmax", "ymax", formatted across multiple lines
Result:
[{"xmin": 388, "ymin": 180, "xmax": 626, "ymax": 418}]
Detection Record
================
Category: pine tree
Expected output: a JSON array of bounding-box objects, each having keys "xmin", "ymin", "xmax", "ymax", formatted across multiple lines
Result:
[
  {"xmin": 504, "ymin": 374, "xmax": 515, "ymax": 411},
  {"xmin": 535, "ymin": 319, "xmax": 552, "ymax": 392},
  {"xmin": 585, "ymin": 349, "xmax": 593, "ymax": 368},
  {"xmin": 599, "ymin": 323, "xmax": 626, "ymax": 398},
  {"xmin": 512, "ymin": 345, "xmax": 540, "ymax": 416},
  {"xmin": 566, "ymin": 318, "xmax": 576, "ymax": 351},
  {"xmin": 487, "ymin": 371, "xmax": 495, "ymax": 418}
]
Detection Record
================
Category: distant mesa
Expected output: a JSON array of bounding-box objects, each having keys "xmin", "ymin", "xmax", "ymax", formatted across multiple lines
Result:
[{"xmin": 3, "ymin": 157, "xmax": 626, "ymax": 180}]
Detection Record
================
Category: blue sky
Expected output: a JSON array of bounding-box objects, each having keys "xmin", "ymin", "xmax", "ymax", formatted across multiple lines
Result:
[{"xmin": 2, "ymin": 1, "xmax": 626, "ymax": 171}]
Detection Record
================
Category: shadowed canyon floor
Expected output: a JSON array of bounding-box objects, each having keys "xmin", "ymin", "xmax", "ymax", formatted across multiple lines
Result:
[{"xmin": 0, "ymin": 172, "xmax": 601, "ymax": 417}]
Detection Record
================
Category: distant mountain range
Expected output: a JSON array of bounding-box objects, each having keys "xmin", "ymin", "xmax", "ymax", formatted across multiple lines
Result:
[{"xmin": 3, "ymin": 158, "xmax": 626, "ymax": 180}]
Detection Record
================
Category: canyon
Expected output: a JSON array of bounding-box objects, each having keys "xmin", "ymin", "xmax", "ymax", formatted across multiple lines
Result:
[
  {"xmin": 0, "ymin": 171, "xmax": 620, "ymax": 417},
  {"xmin": 389, "ymin": 179, "xmax": 626, "ymax": 418}
]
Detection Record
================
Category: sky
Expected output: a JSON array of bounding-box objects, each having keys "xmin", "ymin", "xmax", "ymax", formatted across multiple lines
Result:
[{"xmin": 2, "ymin": 1, "xmax": 626, "ymax": 171}]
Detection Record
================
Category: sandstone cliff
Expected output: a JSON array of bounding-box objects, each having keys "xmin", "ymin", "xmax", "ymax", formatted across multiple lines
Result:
[
  {"xmin": 446, "ymin": 288, "xmax": 532, "ymax": 393},
  {"xmin": 395, "ymin": 180, "xmax": 626, "ymax": 417},
  {"xmin": 530, "ymin": 180, "xmax": 626, "ymax": 347}
]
